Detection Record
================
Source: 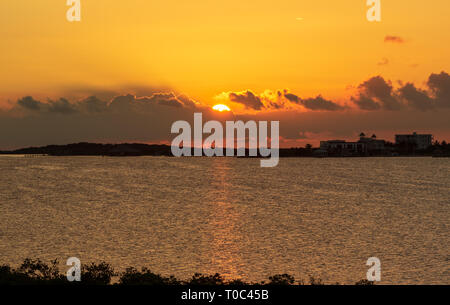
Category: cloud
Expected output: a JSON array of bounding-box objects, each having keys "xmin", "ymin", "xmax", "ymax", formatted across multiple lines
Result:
[
  {"xmin": 47, "ymin": 98, "xmax": 78, "ymax": 114},
  {"xmin": 17, "ymin": 96, "xmax": 78, "ymax": 114},
  {"xmin": 351, "ymin": 95, "xmax": 381, "ymax": 111},
  {"xmin": 148, "ymin": 92, "xmax": 184, "ymax": 108},
  {"xmin": 352, "ymin": 72, "xmax": 450, "ymax": 111},
  {"xmin": 397, "ymin": 83, "xmax": 434, "ymax": 111},
  {"xmin": 352, "ymin": 76, "xmax": 403, "ymax": 110},
  {"xmin": 14, "ymin": 92, "xmax": 201, "ymax": 116},
  {"xmin": 176, "ymin": 94, "xmax": 199, "ymax": 108},
  {"xmin": 2, "ymin": 72, "xmax": 450, "ymax": 149},
  {"xmin": 427, "ymin": 71, "xmax": 450, "ymax": 108},
  {"xmin": 384, "ymin": 35, "xmax": 404, "ymax": 43},
  {"xmin": 227, "ymin": 90, "xmax": 265, "ymax": 110},
  {"xmin": 300, "ymin": 95, "xmax": 345, "ymax": 111},
  {"xmin": 218, "ymin": 89, "xmax": 345, "ymax": 111},
  {"xmin": 79, "ymin": 96, "xmax": 109, "ymax": 113},
  {"xmin": 17, "ymin": 96, "xmax": 43, "ymax": 111},
  {"xmin": 1, "ymin": 91, "xmax": 211, "ymax": 149},
  {"xmin": 284, "ymin": 93, "xmax": 345, "ymax": 111},
  {"xmin": 377, "ymin": 57, "xmax": 389, "ymax": 66}
]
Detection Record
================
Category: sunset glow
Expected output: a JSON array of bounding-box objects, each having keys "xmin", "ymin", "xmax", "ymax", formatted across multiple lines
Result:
[
  {"xmin": 212, "ymin": 104, "xmax": 231, "ymax": 112},
  {"xmin": 0, "ymin": 1, "xmax": 450, "ymax": 148},
  {"xmin": 0, "ymin": 1, "xmax": 449, "ymax": 289}
]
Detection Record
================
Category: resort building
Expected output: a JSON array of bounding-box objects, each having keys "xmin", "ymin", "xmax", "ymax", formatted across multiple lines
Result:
[
  {"xmin": 319, "ymin": 133, "xmax": 386, "ymax": 156},
  {"xmin": 395, "ymin": 132, "xmax": 433, "ymax": 150}
]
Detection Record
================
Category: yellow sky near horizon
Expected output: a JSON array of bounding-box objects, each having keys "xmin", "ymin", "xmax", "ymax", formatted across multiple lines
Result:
[{"xmin": 1, "ymin": 0, "xmax": 450, "ymax": 105}]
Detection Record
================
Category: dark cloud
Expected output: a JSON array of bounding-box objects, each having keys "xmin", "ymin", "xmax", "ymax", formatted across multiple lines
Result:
[
  {"xmin": 17, "ymin": 96, "xmax": 43, "ymax": 111},
  {"xmin": 398, "ymin": 83, "xmax": 434, "ymax": 111},
  {"xmin": 353, "ymin": 72, "xmax": 450, "ymax": 111},
  {"xmin": 148, "ymin": 92, "xmax": 184, "ymax": 108},
  {"xmin": 285, "ymin": 93, "xmax": 344, "ymax": 110},
  {"xmin": 59, "ymin": 84, "xmax": 171, "ymax": 102},
  {"xmin": 352, "ymin": 76, "xmax": 403, "ymax": 110},
  {"xmin": 0, "ymin": 91, "xmax": 209, "ymax": 149},
  {"xmin": 284, "ymin": 93, "xmax": 299, "ymax": 103},
  {"xmin": 14, "ymin": 92, "xmax": 200, "ymax": 116},
  {"xmin": 384, "ymin": 35, "xmax": 404, "ymax": 43},
  {"xmin": 17, "ymin": 96, "xmax": 78, "ymax": 114},
  {"xmin": 221, "ymin": 90, "xmax": 344, "ymax": 111},
  {"xmin": 93, "ymin": 92, "xmax": 199, "ymax": 113},
  {"xmin": 300, "ymin": 95, "xmax": 345, "ymax": 111},
  {"xmin": 47, "ymin": 98, "xmax": 78, "ymax": 114},
  {"xmin": 177, "ymin": 94, "xmax": 199, "ymax": 108},
  {"xmin": 3, "ymin": 71, "xmax": 450, "ymax": 149},
  {"xmin": 228, "ymin": 90, "xmax": 265, "ymax": 110},
  {"xmin": 79, "ymin": 96, "xmax": 109, "ymax": 113},
  {"xmin": 427, "ymin": 71, "xmax": 450, "ymax": 108},
  {"xmin": 109, "ymin": 94, "xmax": 136, "ymax": 112},
  {"xmin": 351, "ymin": 95, "xmax": 381, "ymax": 111}
]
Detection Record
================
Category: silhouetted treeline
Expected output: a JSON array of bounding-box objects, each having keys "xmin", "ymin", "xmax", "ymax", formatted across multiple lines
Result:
[
  {"xmin": 0, "ymin": 143, "xmax": 172, "ymax": 157},
  {"xmin": 0, "ymin": 258, "xmax": 373, "ymax": 286},
  {"xmin": 0, "ymin": 143, "xmax": 314, "ymax": 157},
  {"xmin": 1, "ymin": 141, "xmax": 448, "ymax": 157},
  {"xmin": 0, "ymin": 143, "xmax": 318, "ymax": 158},
  {"xmin": 429, "ymin": 140, "xmax": 450, "ymax": 157}
]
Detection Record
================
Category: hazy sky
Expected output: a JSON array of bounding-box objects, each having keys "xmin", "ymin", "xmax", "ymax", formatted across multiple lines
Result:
[{"xmin": 1, "ymin": 0, "xmax": 450, "ymax": 148}]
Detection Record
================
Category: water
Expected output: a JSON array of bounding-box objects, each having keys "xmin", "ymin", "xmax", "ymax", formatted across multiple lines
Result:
[{"xmin": 0, "ymin": 156, "xmax": 448, "ymax": 284}]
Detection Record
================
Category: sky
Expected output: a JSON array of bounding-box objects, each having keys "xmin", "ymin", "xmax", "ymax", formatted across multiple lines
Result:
[{"xmin": 1, "ymin": 0, "xmax": 450, "ymax": 149}]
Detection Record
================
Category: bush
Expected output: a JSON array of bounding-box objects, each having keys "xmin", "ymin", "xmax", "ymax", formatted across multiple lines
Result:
[
  {"xmin": 0, "ymin": 258, "xmax": 376, "ymax": 286},
  {"xmin": 188, "ymin": 273, "xmax": 225, "ymax": 285},
  {"xmin": 268, "ymin": 274, "xmax": 296, "ymax": 285},
  {"xmin": 355, "ymin": 279, "xmax": 374, "ymax": 285},
  {"xmin": 119, "ymin": 267, "xmax": 180, "ymax": 285},
  {"xmin": 0, "ymin": 259, "xmax": 66, "ymax": 285},
  {"xmin": 81, "ymin": 262, "xmax": 115, "ymax": 285},
  {"xmin": 308, "ymin": 276, "xmax": 325, "ymax": 286}
]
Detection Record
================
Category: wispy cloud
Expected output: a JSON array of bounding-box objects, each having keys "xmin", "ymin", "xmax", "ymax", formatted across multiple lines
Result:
[
  {"xmin": 377, "ymin": 57, "xmax": 389, "ymax": 66},
  {"xmin": 384, "ymin": 35, "xmax": 405, "ymax": 43}
]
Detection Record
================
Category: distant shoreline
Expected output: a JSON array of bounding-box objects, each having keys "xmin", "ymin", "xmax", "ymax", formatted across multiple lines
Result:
[
  {"xmin": 0, "ymin": 142, "xmax": 449, "ymax": 158},
  {"xmin": 0, "ymin": 154, "xmax": 447, "ymax": 159}
]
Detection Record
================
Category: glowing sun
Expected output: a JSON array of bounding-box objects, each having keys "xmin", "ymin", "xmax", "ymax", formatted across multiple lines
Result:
[{"xmin": 212, "ymin": 104, "xmax": 231, "ymax": 112}]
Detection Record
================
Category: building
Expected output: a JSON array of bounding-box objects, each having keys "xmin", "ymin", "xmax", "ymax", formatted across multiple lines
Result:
[
  {"xmin": 319, "ymin": 140, "xmax": 365, "ymax": 156},
  {"xmin": 319, "ymin": 133, "xmax": 386, "ymax": 156},
  {"xmin": 358, "ymin": 133, "xmax": 385, "ymax": 151},
  {"xmin": 395, "ymin": 132, "xmax": 432, "ymax": 150}
]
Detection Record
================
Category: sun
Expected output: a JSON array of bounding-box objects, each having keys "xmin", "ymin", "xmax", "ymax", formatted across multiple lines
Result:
[{"xmin": 212, "ymin": 104, "xmax": 231, "ymax": 112}]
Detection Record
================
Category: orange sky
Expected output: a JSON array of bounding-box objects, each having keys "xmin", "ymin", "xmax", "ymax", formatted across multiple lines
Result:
[
  {"xmin": 1, "ymin": 1, "xmax": 450, "ymax": 148},
  {"xmin": 1, "ymin": 0, "xmax": 449, "ymax": 104}
]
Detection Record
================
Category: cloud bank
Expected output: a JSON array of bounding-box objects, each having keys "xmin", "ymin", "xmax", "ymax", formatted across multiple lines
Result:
[
  {"xmin": 352, "ymin": 71, "xmax": 450, "ymax": 111},
  {"xmin": 1, "ymin": 72, "xmax": 450, "ymax": 149},
  {"xmin": 217, "ymin": 89, "xmax": 346, "ymax": 111}
]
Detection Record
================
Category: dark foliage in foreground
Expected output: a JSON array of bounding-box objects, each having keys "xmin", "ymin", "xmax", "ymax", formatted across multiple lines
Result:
[{"xmin": 0, "ymin": 259, "xmax": 374, "ymax": 286}]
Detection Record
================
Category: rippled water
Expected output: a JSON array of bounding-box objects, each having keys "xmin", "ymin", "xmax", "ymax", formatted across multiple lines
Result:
[{"xmin": 0, "ymin": 156, "xmax": 448, "ymax": 284}]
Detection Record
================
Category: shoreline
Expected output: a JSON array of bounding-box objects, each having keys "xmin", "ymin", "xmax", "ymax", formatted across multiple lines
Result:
[
  {"xmin": 0, "ymin": 154, "xmax": 447, "ymax": 158},
  {"xmin": 1, "ymin": 142, "xmax": 448, "ymax": 158}
]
